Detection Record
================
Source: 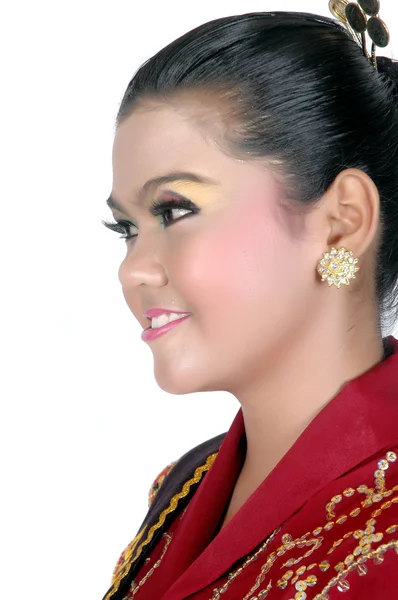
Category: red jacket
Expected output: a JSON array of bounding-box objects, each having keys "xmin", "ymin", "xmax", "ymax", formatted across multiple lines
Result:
[{"xmin": 104, "ymin": 335, "xmax": 398, "ymax": 599}]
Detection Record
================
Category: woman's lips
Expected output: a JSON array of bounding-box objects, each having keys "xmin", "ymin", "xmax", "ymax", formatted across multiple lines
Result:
[{"xmin": 141, "ymin": 315, "xmax": 190, "ymax": 342}]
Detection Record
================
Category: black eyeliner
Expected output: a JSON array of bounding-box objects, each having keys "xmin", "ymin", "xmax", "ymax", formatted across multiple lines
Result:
[{"xmin": 149, "ymin": 196, "xmax": 200, "ymax": 218}]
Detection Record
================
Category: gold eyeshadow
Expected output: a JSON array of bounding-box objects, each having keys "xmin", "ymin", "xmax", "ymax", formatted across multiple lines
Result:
[{"xmin": 156, "ymin": 181, "xmax": 225, "ymax": 212}]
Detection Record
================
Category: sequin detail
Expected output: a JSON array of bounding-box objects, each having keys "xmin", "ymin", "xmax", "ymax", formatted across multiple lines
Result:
[
  {"xmin": 106, "ymin": 452, "xmax": 218, "ymax": 600},
  {"xmin": 210, "ymin": 526, "xmax": 282, "ymax": 599},
  {"xmin": 125, "ymin": 533, "xmax": 172, "ymax": 597},
  {"xmin": 314, "ymin": 540, "xmax": 398, "ymax": 597},
  {"xmin": 148, "ymin": 461, "xmax": 177, "ymax": 507},
  {"xmin": 209, "ymin": 450, "xmax": 398, "ymax": 599},
  {"xmin": 112, "ymin": 528, "xmax": 147, "ymax": 586}
]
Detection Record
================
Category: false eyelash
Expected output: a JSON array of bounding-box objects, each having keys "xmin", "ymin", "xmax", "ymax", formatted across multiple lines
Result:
[
  {"xmin": 148, "ymin": 197, "xmax": 200, "ymax": 219},
  {"xmin": 102, "ymin": 197, "xmax": 200, "ymax": 240},
  {"xmin": 101, "ymin": 219, "xmax": 136, "ymax": 240}
]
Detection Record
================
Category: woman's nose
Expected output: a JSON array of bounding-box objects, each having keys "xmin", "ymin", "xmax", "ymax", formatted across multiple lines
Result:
[{"xmin": 118, "ymin": 236, "xmax": 167, "ymax": 289}]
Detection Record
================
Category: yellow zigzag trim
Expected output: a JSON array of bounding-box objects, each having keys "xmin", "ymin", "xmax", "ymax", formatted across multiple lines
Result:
[
  {"xmin": 131, "ymin": 452, "xmax": 218, "ymax": 564},
  {"xmin": 106, "ymin": 451, "xmax": 218, "ymax": 599},
  {"xmin": 112, "ymin": 527, "xmax": 147, "ymax": 584},
  {"xmin": 148, "ymin": 460, "xmax": 178, "ymax": 507}
]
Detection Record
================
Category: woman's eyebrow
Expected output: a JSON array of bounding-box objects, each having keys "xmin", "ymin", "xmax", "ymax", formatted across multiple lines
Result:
[{"xmin": 106, "ymin": 172, "xmax": 218, "ymax": 212}]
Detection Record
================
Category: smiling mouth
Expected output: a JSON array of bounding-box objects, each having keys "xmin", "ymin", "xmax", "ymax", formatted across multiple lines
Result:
[
  {"xmin": 141, "ymin": 314, "xmax": 190, "ymax": 342},
  {"xmin": 150, "ymin": 313, "xmax": 190, "ymax": 329}
]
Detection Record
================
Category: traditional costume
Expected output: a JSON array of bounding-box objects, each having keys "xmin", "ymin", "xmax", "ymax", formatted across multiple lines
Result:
[{"xmin": 102, "ymin": 336, "xmax": 398, "ymax": 599}]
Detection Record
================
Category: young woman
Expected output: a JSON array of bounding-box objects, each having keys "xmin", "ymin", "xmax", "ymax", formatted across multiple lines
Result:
[{"xmin": 101, "ymin": 3, "xmax": 398, "ymax": 598}]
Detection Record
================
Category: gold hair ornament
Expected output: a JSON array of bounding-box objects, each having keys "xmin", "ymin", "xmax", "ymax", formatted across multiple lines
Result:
[
  {"xmin": 329, "ymin": 0, "xmax": 390, "ymax": 70},
  {"xmin": 317, "ymin": 247, "xmax": 360, "ymax": 288}
]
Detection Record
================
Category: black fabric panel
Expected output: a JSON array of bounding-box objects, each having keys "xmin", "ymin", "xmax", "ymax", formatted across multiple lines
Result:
[{"xmin": 102, "ymin": 431, "xmax": 227, "ymax": 600}]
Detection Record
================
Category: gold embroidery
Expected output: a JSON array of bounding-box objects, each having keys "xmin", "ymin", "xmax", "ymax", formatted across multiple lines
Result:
[
  {"xmin": 112, "ymin": 528, "xmax": 147, "ymax": 584},
  {"xmin": 325, "ymin": 495, "xmax": 343, "ymax": 520},
  {"xmin": 289, "ymin": 451, "xmax": 398, "ymax": 598},
  {"xmin": 105, "ymin": 452, "xmax": 218, "ymax": 600},
  {"xmin": 205, "ymin": 450, "xmax": 398, "ymax": 600},
  {"xmin": 148, "ymin": 461, "xmax": 177, "ymax": 507},
  {"xmin": 324, "ymin": 452, "xmax": 398, "ymax": 523},
  {"xmin": 125, "ymin": 533, "xmax": 173, "ymax": 598},
  {"xmin": 275, "ymin": 533, "xmax": 323, "ymax": 572},
  {"xmin": 179, "ymin": 506, "xmax": 189, "ymax": 521},
  {"xmin": 313, "ymin": 540, "xmax": 398, "ymax": 598},
  {"xmin": 209, "ymin": 525, "xmax": 282, "ymax": 600}
]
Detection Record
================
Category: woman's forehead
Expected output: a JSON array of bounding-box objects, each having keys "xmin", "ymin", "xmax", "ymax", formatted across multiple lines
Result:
[{"xmin": 112, "ymin": 104, "xmax": 281, "ymax": 199}]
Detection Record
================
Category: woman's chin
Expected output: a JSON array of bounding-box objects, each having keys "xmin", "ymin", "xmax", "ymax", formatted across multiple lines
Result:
[
  {"xmin": 153, "ymin": 366, "xmax": 210, "ymax": 396},
  {"xmin": 154, "ymin": 373, "xmax": 198, "ymax": 395}
]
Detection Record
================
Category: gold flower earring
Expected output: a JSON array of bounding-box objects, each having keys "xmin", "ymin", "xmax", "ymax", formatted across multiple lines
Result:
[{"xmin": 317, "ymin": 247, "xmax": 360, "ymax": 288}]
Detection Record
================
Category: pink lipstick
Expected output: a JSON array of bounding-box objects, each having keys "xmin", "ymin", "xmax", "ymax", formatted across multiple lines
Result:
[{"xmin": 141, "ymin": 314, "xmax": 190, "ymax": 342}]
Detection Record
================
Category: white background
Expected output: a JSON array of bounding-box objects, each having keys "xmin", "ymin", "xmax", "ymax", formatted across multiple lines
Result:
[{"xmin": 1, "ymin": 1, "xmax": 397, "ymax": 598}]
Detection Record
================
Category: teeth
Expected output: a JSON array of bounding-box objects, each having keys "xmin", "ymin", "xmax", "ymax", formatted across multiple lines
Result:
[{"xmin": 152, "ymin": 313, "xmax": 189, "ymax": 329}]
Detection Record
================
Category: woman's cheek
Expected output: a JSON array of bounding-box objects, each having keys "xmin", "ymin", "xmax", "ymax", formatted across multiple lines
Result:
[{"xmin": 170, "ymin": 215, "xmax": 273, "ymax": 309}]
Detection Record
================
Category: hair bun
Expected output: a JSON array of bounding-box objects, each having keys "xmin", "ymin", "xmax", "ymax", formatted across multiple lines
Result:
[{"xmin": 376, "ymin": 56, "xmax": 398, "ymax": 100}]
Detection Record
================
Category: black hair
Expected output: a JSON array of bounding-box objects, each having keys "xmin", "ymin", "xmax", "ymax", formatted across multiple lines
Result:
[{"xmin": 115, "ymin": 11, "xmax": 398, "ymax": 333}]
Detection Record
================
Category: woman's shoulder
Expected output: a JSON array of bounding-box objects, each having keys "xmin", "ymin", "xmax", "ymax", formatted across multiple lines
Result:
[
  {"xmin": 148, "ymin": 460, "xmax": 178, "ymax": 507},
  {"xmin": 148, "ymin": 431, "xmax": 227, "ymax": 507},
  {"xmin": 106, "ymin": 431, "xmax": 227, "ymax": 598}
]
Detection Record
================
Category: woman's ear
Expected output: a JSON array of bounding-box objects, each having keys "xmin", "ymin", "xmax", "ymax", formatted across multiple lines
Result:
[{"xmin": 324, "ymin": 168, "xmax": 381, "ymax": 257}]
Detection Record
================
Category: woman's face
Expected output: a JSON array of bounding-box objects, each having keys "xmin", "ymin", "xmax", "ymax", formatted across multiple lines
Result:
[{"xmin": 110, "ymin": 101, "xmax": 322, "ymax": 396}]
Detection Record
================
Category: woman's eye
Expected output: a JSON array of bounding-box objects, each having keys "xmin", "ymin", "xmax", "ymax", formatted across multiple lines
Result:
[
  {"xmin": 102, "ymin": 197, "xmax": 200, "ymax": 241},
  {"xmin": 101, "ymin": 219, "xmax": 137, "ymax": 241},
  {"xmin": 158, "ymin": 206, "xmax": 191, "ymax": 227},
  {"xmin": 149, "ymin": 198, "xmax": 200, "ymax": 228}
]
